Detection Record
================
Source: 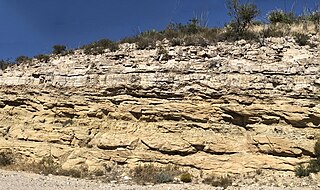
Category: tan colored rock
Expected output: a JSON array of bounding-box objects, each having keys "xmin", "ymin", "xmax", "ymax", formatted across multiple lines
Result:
[{"xmin": 0, "ymin": 37, "xmax": 319, "ymax": 177}]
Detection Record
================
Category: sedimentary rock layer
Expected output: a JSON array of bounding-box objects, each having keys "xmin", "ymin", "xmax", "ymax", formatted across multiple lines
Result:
[{"xmin": 0, "ymin": 37, "xmax": 319, "ymax": 175}]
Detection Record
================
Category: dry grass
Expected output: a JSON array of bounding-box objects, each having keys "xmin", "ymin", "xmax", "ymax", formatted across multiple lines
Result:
[
  {"xmin": 203, "ymin": 174, "xmax": 233, "ymax": 188},
  {"xmin": 130, "ymin": 163, "xmax": 182, "ymax": 185}
]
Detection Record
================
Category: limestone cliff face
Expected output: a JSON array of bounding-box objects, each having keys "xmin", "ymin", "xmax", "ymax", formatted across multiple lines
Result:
[{"xmin": 0, "ymin": 37, "xmax": 319, "ymax": 175}]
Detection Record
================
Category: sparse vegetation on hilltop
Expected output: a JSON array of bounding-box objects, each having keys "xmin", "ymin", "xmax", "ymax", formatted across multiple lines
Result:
[
  {"xmin": 0, "ymin": 60, "xmax": 11, "ymax": 70},
  {"xmin": 226, "ymin": 0, "xmax": 260, "ymax": 39},
  {"xmin": 34, "ymin": 54, "xmax": 50, "ymax": 63},
  {"xmin": 15, "ymin": 56, "xmax": 31, "ymax": 64},
  {"xmin": 82, "ymin": 39, "xmax": 119, "ymax": 55},
  {"xmin": 52, "ymin": 45, "xmax": 67, "ymax": 55},
  {"xmin": 6, "ymin": 0, "xmax": 317, "ymax": 60}
]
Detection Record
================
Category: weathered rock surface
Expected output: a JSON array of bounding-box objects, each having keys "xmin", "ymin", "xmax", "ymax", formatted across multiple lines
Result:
[{"xmin": 0, "ymin": 37, "xmax": 319, "ymax": 179}]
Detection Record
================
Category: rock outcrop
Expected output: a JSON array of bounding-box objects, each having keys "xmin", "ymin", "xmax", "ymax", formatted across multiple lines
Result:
[{"xmin": 0, "ymin": 36, "xmax": 319, "ymax": 177}]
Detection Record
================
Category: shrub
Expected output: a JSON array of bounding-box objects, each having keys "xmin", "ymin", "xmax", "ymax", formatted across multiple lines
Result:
[
  {"xmin": 52, "ymin": 45, "xmax": 67, "ymax": 55},
  {"xmin": 260, "ymin": 25, "xmax": 285, "ymax": 38},
  {"xmin": 37, "ymin": 155, "xmax": 60, "ymax": 175},
  {"xmin": 0, "ymin": 150, "xmax": 14, "ymax": 166},
  {"xmin": 121, "ymin": 19, "xmax": 214, "ymax": 48},
  {"xmin": 203, "ymin": 174, "xmax": 233, "ymax": 188},
  {"xmin": 155, "ymin": 172, "xmax": 173, "ymax": 183},
  {"xmin": 294, "ymin": 33, "xmax": 310, "ymax": 46},
  {"xmin": 130, "ymin": 164, "xmax": 181, "ymax": 184},
  {"xmin": 295, "ymin": 164, "xmax": 310, "ymax": 177},
  {"xmin": 309, "ymin": 11, "xmax": 320, "ymax": 25},
  {"xmin": 180, "ymin": 172, "xmax": 192, "ymax": 183},
  {"xmin": 314, "ymin": 138, "xmax": 320, "ymax": 158},
  {"xmin": 184, "ymin": 35, "xmax": 208, "ymax": 47},
  {"xmin": 295, "ymin": 138, "xmax": 320, "ymax": 177},
  {"xmin": 171, "ymin": 19, "xmax": 203, "ymax": 35},
  {"xmin": 34, "ymin": 54, "xmax": 50, "ymax": 63},
  {"xmin": 0, "ymin": 60, "xmax": 11, "ymax": 70},
  {"xmin": 15, "ymin": 56, "xmax": 31, "ymax": 64},
  {"xmin": 170, "ymin": 38, "xmax": 183, "ymax": 46},
  {"xmin": 136, "ymin": 30, "xmax": 164, "ymax": 49},
  {"xmin": 268, "ymin": 10, "xmax": 296, "ymax": 24},
  {"xmin": 82, "ymin": 39, "xmax": 119, "ymax": 55},
  {"xmin": 307, "ymin": 159, "xmax": 320, "ymax": 173},
  {"xmin": 226, "ymin": 0, "xmax": 260, "ymax": 37}
]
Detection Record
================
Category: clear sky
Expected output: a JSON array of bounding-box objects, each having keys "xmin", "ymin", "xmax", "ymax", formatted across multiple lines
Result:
[{"xmin": 0, "ymin": 0, "xmax": 318, "ymax": 60}]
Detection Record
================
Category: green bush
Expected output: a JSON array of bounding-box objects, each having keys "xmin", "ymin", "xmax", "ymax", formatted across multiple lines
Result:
[
  {"xmin": 82, "ymin": 39, "xmax": 119, "ymax": 55},
  {"xmin": 180, "ymin": 172, "xmax": 192, "ymax": 183},
  {"xmin": 268, "ymin": 10, "xmax": 296, "ymax": 24},
  {"xmin": 0, "ymin": 150, "xmax": 14, "ymax": 166},
  {"xmin": 120, "ymin": 19, "xmax": 216, "ymax": 49},
  {"xmin": 294, "ymin": 33, "xmax": 310, "ymax": 46},
  {"xmin": 226, "ymin": 0, "xmax": 260, "ymax": 37},
  {"xmin": 155, "ymin": 172, "xmax": 173, "ymax": 183},
  {"xmin": 34, "ymin": 54, "xmax": 50, "ymax": 63},
  {"xmin": 52, "ymin": 45, "xmax": 67, "ymax": 55},
  {"xmin": 136, "ymin": 30, "xmax": 164, "ymax": 49},
  {"xmin": 166, "ymin": 19, "xmax": 203, "ymax": 35},
  {"xmin": 0, "ymin": 60, "xmax": 11, "ymax": 70},
  {"xmin": 309, "ymin": 11, "xmax": 320, "ymax": 24},
  {"xmin": 184, "ymin": 35, "xmax": 208, "ymax": 47},
  {"xmin": 307, "ymin": 159, "xmax": 320, "ymax": 173},
  {"xmin": 130, "ymin": 164, "xmax": 181, "ymax": 184},
  {"xmin": 295, "ymin": 164, "xmax": 310, "ymax": 177},
  {"xmin": 295, "ymin": 138, "xmax": 320, "ymax": 177},
  {"xmin": 314, "ymin": 138, "xmax": 320, "ymax": 157},
  {"xmin": 15, "ymin": 56, "xmax": 31, "ymax": 64}
]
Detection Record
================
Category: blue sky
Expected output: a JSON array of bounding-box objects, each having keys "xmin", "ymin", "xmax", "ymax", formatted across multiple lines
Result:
[{"xmin": 0, "ymin": 0, "xmax": 318, "ymax": 60}]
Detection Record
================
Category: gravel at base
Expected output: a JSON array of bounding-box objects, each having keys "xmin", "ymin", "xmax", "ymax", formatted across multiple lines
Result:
[{"xmin": 0, "ymin": 169, "xmax": 314, "ymax": 190}]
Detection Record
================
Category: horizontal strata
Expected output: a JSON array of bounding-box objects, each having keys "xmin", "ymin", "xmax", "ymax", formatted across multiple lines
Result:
[{"xmin": 0, "ymin": 37, "xmax": 319, "ymax": 176}]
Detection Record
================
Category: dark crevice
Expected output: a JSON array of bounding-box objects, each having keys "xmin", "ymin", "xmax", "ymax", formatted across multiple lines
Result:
[
  {"xmin": 141, "ymin": 140, "xmax": 196, "ymax": 156},
  {"xmin": 221, "ymin": 109, "xmax": 255, "ymax": 129},
  {"xmin": 108, "ymin": 99, "xmax": 122, "ymax": 105},
  {"xmin": 186, "ymin": 123, "xmax": 212, "ymax": 131},
  {"xmin": 2, "ymin": 100, "xmax": 26, "ymax": 107},
  {"xmin": 32, "ymin": 73, "xmax": 42, "ymax": 78},
  {"xmin": 203, "ymin": 150, "xmax": 238, "ymax": 155},
  {"xmin": 296, "ymin": 147, "xmax": 315, "ymax": 157},
  {"xmin": 181, "ymin": 115, "xmax": 208, "ymax": 123},
  {"xmin": 191, "ymin": 144, "xmax": 205, "ymax": 151},
  {"xmin": 101, "ymin": 109, "xmax": 111, "ymax": 116},
  {"xmin": 58, "ymin": 103, "xmax": 75, "ymax": 109},
  {"xmin": 129, "ymin": 111, "xmax": 142, "ymax": 120},
  {"xmin": 97, "ymin": 145, "xmax": 128, "ymax": 150},
  {"xmin": 127, "ymin": 91, "xmax": 184, "ymax": 100},
  {"xmin": 263, "ymin": 152, "xmax": 301, "ymax": 158},
  {"xmin": 60, "ymin": 112, "xmax": 79, "ymax": 119},
  {"xmin": 24, "ymin": 139, "xmax": 42, "ymax": 143}
]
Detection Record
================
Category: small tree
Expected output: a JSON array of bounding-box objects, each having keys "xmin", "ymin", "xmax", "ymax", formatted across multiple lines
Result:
[
  {"xmin": 15, "ymin": 56, "xmax": 31, "ymax": 64},
  {"xmin": 34, "ymin": 54, "xmax": 50, "ymax": 63},
  {"xmin": 226, "ymin": 0, "xmax": 260, "ymax": 36},
  {"xmin": 82, "ymin": 39, "xmax": 119, "ymax": 54},
  {"xmin": 268, "ymin": 9, "xmax": 296, "ymax": 24},
  {"xmin": 52, "ymin": 45, "xmax": 66, "ymax": 55},
  {"xmin": 0, "ymin": 60, "xmax": 10, "ymax": 70}
]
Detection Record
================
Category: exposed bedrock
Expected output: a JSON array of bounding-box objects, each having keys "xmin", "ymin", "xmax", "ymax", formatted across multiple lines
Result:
[{"xmin": 0, "ymin": 37, "xmax": 319, "ymax": 176}]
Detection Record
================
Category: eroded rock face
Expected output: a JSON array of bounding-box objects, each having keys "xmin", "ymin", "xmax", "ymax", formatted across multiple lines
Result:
[{"xmin": 0, "ymin": 37, "xmax": 319, "ymax": 176}]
